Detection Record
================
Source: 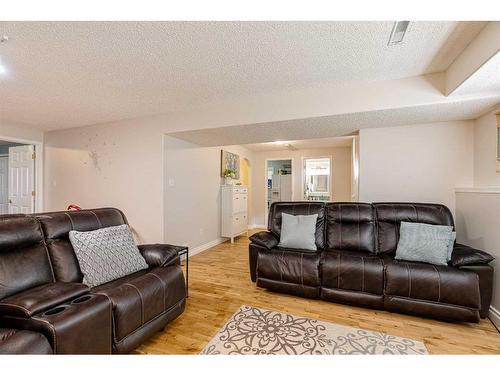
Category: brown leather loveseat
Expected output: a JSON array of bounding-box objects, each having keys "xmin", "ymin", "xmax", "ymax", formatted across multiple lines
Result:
[
  {"xmin": 249, "ymin": 202, "xmax": 494, "ymax": 323},
  {"xmin": 0, "ymin": 208, "xmax": 186, "ymax": 354}
]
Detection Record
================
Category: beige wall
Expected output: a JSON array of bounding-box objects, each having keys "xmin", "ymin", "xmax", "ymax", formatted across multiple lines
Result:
[
  {"xmin": 164, "ymin": 136, "xmax": 254, "ymax": 250},
  {"xmin": 252, "ymin": 146, "xmax": 352, "ymax": 227},
  {"xmin": 359, "ymin": 121, "xmax": 474, "ymax": 214},
  {"xmin": 473, "ymin": 106, "xmax": 500, "ymax": 186},
  {"xmin": 0, "ymin": 120, "xmax": 44, "ymax": 143},
  {"xmin": 44, "ymin": 121, "xmax": 163, "ymax": 243}
]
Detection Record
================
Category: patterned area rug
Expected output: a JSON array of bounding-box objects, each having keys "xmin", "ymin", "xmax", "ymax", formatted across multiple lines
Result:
[{"xmin": 201, "ymin": 305, "xmax": 428, "ymax": 355}]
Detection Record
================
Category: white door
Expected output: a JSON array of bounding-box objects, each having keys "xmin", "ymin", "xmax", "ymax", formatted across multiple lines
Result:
[
  {"xmin": 0, "ymin": 157, "xmax": 8, "ymax": 214},
  {"xmin": 8, "ymin": 145, "xmax": 35, "ymax": 214}
]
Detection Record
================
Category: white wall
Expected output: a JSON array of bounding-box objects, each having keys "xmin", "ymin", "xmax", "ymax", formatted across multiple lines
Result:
[
  {"xmin": 455, "ymin": 191, "xmax": 500, "ymax": 325},
  {"xmin": 359, "ymin": 121, "xmax": 474, "ymax": 214},
  {"xmin": 454, "ymin": 106, "xmax": 500, "ymax": 325},
  {"xmin": 44, "ymin": 121, "xmax": 164, "ymax": 243},
  {"xmin": 0, "ymin": 120, "xmax": 44, "ymax": 143},
  {"xmin": 252, "ymin": 146, "xmax": 352, "ymax": 227},
  {"xmin": 164, "ymin": 136, "xmax": 254, "ymax": 250}
]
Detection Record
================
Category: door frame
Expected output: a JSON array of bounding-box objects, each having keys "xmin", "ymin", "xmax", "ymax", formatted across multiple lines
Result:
[
  {"xmin": 264, "ymin": 158, "xmax": 294, "ymax": 227},
  {"xmin": 0, "ymin": 135, "xmax": 43, "ymax": 213}
]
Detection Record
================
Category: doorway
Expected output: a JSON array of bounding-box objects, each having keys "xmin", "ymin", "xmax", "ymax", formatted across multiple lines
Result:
[
  {"xmin": 0, "ymin": 140, "xmax": 37, "ymax": 214},
  {"xmin": 265, "ymin": 159, "xmax": 292, "ymax": 225}
]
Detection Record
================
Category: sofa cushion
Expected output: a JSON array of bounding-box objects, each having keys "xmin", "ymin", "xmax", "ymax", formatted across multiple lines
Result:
[
  {"xmin": 325, "ymin": 203, "xmax": 376, "ymax": 253},
  {"xmin": 256, "ymin": 249, "xmax": 321, "ymax": 287},
  {"xmin": 321, "ymin": 250, "xmax": 384, "ymax": 295},
  {"xmin": 0, "ymin": 328, "xmax": 53, "ymax": 354},
  {"xmin": 0, "ymin": 216, "xmax": 54, "ymax": 300},
  {"xmin": 0, "ymin": 282, "xmax": 89, "ymax": 318},
  {"xmin": 373, "ymin": 203, "xmax": 454, "ymax": 255},
  {"xmin": 268, "ymin": 202, "xmax": 326, "ymax": 250},
  {"xmin": 385, "ymin": 261, "xmax": 480, "ymax": 309},
  {"xmin": 92, "ymin": 266, "xmax": 186, "ymax": 342},
  {"xmin": 69, "ymin": 224, "xmax": 148, "ymax": 288}
]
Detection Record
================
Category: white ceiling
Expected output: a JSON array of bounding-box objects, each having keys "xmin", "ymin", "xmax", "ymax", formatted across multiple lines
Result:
[
  {"xmin": 0, "ymin": 21, "xmax": 487, "ymax": 130},
  {"xmin": 244, "ymin": 137, "xmax": 353, "ymax": 152},
  {"xmin": 169, "ymin": 96, "xmax": 499, "ymax": 146},
  {"xmin": 452, "ymin": 51, "xmax": 500, "ymax": 96}
]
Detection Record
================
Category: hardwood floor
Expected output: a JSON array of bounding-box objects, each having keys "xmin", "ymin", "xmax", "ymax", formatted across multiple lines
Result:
[{"xmin": 135, "ymin": 232, "xmax": 500, "ymax": 354}]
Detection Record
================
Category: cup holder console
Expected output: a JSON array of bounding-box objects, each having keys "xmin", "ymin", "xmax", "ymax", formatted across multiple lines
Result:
[
  {"xmin": 72, "ymin": 295, "xmax": 92, "ymax": 304},
  {"xmin": 44, "ymin": 306, "xmax": 67, "ymax": 316}
]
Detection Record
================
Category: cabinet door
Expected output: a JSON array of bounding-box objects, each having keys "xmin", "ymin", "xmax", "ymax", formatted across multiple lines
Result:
[
  {"xmin": 233, "ymin": 193, "xmax": 247, "ymax": 213},
  {"xmin": 233, "ymin": 212, "xmax": 247, "ymax": 234}
]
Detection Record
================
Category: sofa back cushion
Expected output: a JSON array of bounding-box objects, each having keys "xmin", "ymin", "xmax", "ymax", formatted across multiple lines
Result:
[
  {"xmin": 34, "ymin": 208, "xmax": 128, "ymax": 282},
  {"xmin": 0, "ymin": 215, "xmax": 54, "ymax": 299},
  {"xmin": 373, "ymin": 203, "xmax": 454, "ymax": 255},
  {"xmin": 268, "ymin": 202, "xmax": 325, "ymax": 250},
  {"xmin": 325, "ymin": 203, "xmax": 376, "ymax": 253}
]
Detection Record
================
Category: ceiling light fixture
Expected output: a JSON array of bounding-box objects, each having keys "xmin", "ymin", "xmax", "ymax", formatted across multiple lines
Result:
[{"xmin": 388, "ymin": 21, "xmax": 410, "ymax": 46}]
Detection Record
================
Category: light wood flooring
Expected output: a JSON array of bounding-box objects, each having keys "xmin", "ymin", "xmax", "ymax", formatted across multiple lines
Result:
[{"xmin": 135, "ymin": 232, "xmax": 500, "ymax": 354}]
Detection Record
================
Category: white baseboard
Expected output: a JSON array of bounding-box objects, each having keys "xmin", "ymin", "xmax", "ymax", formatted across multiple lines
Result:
[
  {"xmin": 489, "ymin": 306, "xmax": 500, "ymax": 330},
  {"xmin": 248, "ymin": 224, "xmax": 266, "ymax": 230},
  {"xmin": 185, "ymin": 237, "xmax": 227, "ymax": 259}
]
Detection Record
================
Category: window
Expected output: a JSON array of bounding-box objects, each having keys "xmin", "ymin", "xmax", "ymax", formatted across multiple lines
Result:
[{"xmin": 303, "ymin": 157, "xmax": 331, "ymax": 201}]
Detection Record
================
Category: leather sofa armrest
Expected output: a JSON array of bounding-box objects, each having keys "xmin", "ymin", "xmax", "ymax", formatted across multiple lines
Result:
[
  {"xmin": 450, "ymin": 243, "xmax": 495, "ymax": 268},
  {"xmin": 138, "ymin": 244, "xmax": 186, "ymax": 268},
  {"xmin": 249, "ymin": 231, "xmax": 279, "ymax": 250},
  {"xmin": 0, "ymin": 283, "xmax": 89, "ymax": 318}
]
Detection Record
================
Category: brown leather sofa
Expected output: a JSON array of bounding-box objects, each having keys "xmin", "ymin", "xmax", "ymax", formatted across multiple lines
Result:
[
  {"xmin": 0, "ymin": 208, "xmax": 186, "ymax": 354},
  {"xmin": 249, "ymin": 202, "xmax": 494, "ymax": 323}
]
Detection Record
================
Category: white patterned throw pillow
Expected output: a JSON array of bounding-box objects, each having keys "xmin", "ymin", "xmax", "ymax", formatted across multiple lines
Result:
[{"xmin": 69, "ymin": 224, "xmax": 148, "ymax": 288}]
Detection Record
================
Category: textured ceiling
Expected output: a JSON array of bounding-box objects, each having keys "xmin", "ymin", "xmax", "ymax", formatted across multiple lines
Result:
[
  {"xmin": 244, "ymin": 137, "xmax": 353, "ymax": 152},
  {"xmin": 0, "ymin": 21, "xmax": 486, "ymax": 129},
  {"xmin": 169, "ymin": 96, "xmax": 500, "ymax": 146}
]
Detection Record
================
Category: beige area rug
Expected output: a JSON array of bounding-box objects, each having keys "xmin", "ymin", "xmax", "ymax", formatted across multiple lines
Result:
[{"xmin": 201, "ymin": 305, "xmax": 428, "ymax": 355}]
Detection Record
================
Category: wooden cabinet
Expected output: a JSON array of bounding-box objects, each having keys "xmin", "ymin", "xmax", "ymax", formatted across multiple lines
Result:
[{"xmin": 221, "ymin": 185, "xmax": 248, "ymax": 243}]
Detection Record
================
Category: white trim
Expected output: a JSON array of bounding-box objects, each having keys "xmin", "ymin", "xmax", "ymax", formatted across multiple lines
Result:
[
  {"xmin": 187, "ymin": 237, "xmax": 227, "ymax": 258},
  {"xmin": 489, "ymin": 306, "xmax": 500, "ymax": 331},
  {"xmin": 455, "ymin": 187, "xmax": 500, "ymax": 194},
  {"xmin": 248, "ymin": 224, "xmax": 265, "ymax": 230}
]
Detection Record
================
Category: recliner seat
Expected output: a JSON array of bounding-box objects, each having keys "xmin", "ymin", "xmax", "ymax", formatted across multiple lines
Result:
[
  {"xmin": 250, "ymin": 202, "xmax": 495, "ymax": 323},
  {"xmin": 0, "ymin": 208, "xmax": 187, "ymax": 354}
]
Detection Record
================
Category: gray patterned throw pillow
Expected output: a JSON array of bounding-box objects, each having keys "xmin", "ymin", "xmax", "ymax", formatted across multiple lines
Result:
[
  {"xmin": 395, "ymin": 222, "xmax": 454, "ymax": 266},
  {"xmin": 69, "ymin": 224, "xmax": 148, "ymax": 288}
]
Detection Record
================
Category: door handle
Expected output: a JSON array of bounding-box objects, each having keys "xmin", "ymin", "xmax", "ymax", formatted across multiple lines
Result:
[{"xmin": 8, "ymin": 199, "xmax": 12, "ymax": 204}]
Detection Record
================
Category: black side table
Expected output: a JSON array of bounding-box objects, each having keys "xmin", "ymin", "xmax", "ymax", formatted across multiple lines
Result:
[{"xmin": 177, "ymin": 247, "xmax": 189, "ymax": 297}]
